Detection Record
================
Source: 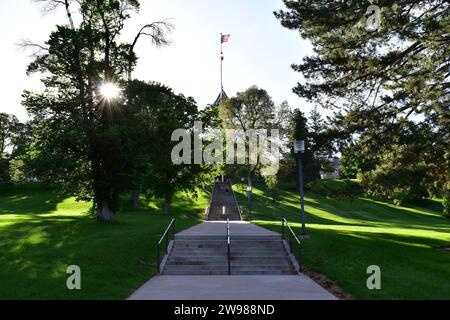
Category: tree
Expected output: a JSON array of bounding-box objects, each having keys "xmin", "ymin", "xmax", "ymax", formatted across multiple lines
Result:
[
  {"xmin": 0, "ymin": 113, "xmax": 28, "ymax": 184},
  {"xmin": 340, "ymin": 120, "xmax": 442, "ymax": 205},
  {"xmin": 22, "ymin": 0, "xmax": 172, "ymax": 222},
  {"xmin": 123, "ymin": 80, "xmax": 215, "ymax": 214},
  {"xmin": 219, "ymin": 86, "xmax": 276, "ymax": 181},
  {"xmin": 276, "ymin": 0, "xmax": 450, "ymax": 214},
  {"xmin": 308, "ymin": 106, "xmax": 336, "ymax": 174},
  {"xmin": 289, "ymin": 109, "xmax": 319, "ymax": 183},
  {"xmin": 275, "ymin": 100, "xmax": 293, "ymax": 147},
  {"xmin": 0, "ymin": 113, "xmax": 19, "ymax": 157}
]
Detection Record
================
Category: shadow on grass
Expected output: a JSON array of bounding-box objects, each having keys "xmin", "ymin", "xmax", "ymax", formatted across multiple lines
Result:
[
  {"xmin": 235, "ymin": 186, "xmax": 450, "ymax": 233},
  {"xmin": 255, "ymin": 219, "xmax": 450, "ymax": 300},
  {"xmin": 0, "ymin": 184, "xmax": 207, "ymax": 299},
  {"xmin": 0, "ymin": 184, "xmax": 66, "ymax": 215}
]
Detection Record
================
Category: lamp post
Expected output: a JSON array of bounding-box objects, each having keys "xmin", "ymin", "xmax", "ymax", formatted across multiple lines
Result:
[
  {"xmin": 247, "ymin": 181, "xmax": 252, "ymax": 221},
  {"xmin": 294, "ymin": 140, "xmax": 307, "ymax": 236},
  {"xmin": 241, "ymin": 177, "xmax": 245, "ymax": 194}
]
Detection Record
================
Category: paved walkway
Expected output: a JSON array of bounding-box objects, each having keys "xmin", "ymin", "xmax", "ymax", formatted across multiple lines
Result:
[
  {"xmin": 176, "ymin": 221, "xmax": 279, "ymax": 239},
  {"xmin": 128, "ymin": 221, "xmax": 337, "ymax": 300},
  {"xmin": 207, "ymin": 181, "xmax": 241, "ymax": 221},
  {"xmin": 128, "ymin": 275, "xmax": 337, "ymax": 300}
]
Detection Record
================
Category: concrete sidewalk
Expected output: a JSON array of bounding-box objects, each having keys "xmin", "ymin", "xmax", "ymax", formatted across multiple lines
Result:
[
  {"xmin": 128, "ymin": 275, "xmax": 337, "ymax": 300},
  {"xmin": 128, "ymin": 221, "xmax": 337, "ymax": 300},
  {"xmin": 175, "ymin": 221, "xmax": 280, "ymax": 239}
]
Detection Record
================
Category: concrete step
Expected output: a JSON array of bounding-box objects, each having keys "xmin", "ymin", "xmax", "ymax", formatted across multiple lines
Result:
[
  {"xmin": 169, "ymin": 254, "xmax": 287, "ymax": 262},
  {"xmin": 163, "ymin": 265, "xmax": 293, "ymax": 272},
  {"xmin": 174, "ymin": 235, "xmax": 281, "ymax": 241},
  {"xmin": 163, "ymin": 269, "xmax": 296, "ymax": 275},
  {"xmin": 208, "ymin": 218, "xmax": 241, "ymax": 221},
  {"xmin": 167, "ymin": 257, "xmax": 290, "ymax": 266},
  {"xmin": 160, "ymin": 181, "xmax": 300, "ymax": 276},
  {"xmin": 170, "ymin": 254, "xmax": 290, "ymax": 260},
  {"xmin": 172, "ymin": 248, "xmax": 287, "ymax": 257},
  {"xmin": 174, "ymin": 242, "xmax": 285, "ymax": 248},
  {"xmin": 168, "ymin": 256, "xmax": 287, "ymax": 260},
  {"xmin": 173, "ymin": 245, "xmax": 286, "ymax": 251},
  {"xmin": 207, "ymin": 181, "xmax": 241, "ymax": 222},
  {"xmin": 163, "ymin": 270, "xmax": 230, "ymax": 275},
  {"xmin": 166, "ymin": 264, "xmax": 293, "ymax": 270}
]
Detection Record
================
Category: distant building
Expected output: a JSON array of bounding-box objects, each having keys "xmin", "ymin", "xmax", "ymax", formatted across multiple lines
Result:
[{"xmin": 320, "ymin": 156, "xmax": 340, "ymax": 180}]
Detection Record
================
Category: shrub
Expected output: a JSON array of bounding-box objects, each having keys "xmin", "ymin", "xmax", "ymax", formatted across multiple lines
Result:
[
  {"xmin": 361, "ymin": 163, "xmax": 431, "ymax": 206},
  {"xmin": 308, "ymin": 179, "xmax": 363, "ymax": 200},
  {"xmin": 264, "ymin": 175, "xmax": 279, "ymax": 203}
]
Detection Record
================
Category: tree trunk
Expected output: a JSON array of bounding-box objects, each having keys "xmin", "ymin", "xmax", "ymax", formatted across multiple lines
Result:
[
  {"xmin": 444, "ymin": 183, "xmax": 450, "ymax": 218},
  {"xmin": 96, "ymin": 202, "xmax": 116, "ymax": 222},
  {"xmin": 163, "ymin": 193, "xmax": 171, "ymax": 215},
  {"xmin": 131, "ymin": 189, "xmax": 141, "ymax": 208}
]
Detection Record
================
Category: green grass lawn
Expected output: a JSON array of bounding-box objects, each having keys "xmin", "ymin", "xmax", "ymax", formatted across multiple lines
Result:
[
  {"xmin": 2, "ymin": 181, "xmax": 449, "ymax": 300},
  {"xmin": 0, "ymin": 184, "xmax": 208, "ymax": 299},
  {"xmin": 234, "ymin": 181, "xmax": 450, "ymax": 300}
]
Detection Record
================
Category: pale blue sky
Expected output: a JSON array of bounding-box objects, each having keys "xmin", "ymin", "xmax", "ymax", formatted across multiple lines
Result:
[{"xmin": 0, "ymin": 0, "xmax": 318, "ymax": 122}]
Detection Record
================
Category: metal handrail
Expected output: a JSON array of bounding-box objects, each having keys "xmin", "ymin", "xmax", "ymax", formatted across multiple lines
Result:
[
  {"xmin": 281, "ymin": 218, "xmax": 302, "ymax": 272},
  {"xmin": 228, "ymin": 179, "xmax": 242, "ymax": 221},
  {"xmin": 205, "ymin": 181, "xmax": 217, "ymax": 220},
  {"xmin": 226, "ymin": 218, "xmax": 231, "ymax": 275},
  {"xmin": 157, "ymin": 218, "xmax": 176, "ymax": 274}
]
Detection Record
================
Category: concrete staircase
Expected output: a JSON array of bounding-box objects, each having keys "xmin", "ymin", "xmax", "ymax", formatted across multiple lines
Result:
[
  {"xmin": 207, "ymin": 181, "xmax": 241, "ymax": 221},
  {"xmin": 162, "ymin": 237, "xmax": 297, "ymax": 275},
  {"xmin": 160, "ymin": 182, "xmax": 298, "ymax": 276}
]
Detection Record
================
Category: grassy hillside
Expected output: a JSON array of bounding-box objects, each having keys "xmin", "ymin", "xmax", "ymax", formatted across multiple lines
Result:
[
  {"xmin": 234, "ymin": 180, "xmax": 450, "ymax": 300},
  {"xmin": 2, "ymin": 181, "xmax": 449, "ymax": 300},
  {"xmin": 0, "ymin": 184, "xmax": 207, "ymax": 299}
]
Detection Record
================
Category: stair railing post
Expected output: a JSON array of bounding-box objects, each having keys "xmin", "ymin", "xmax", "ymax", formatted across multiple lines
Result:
[
  {"xmin": 298, "ymin": 242, "xmax": 302, "ymax": 272},
  {"xmin": 172, "ymin": 220, "xmax": 176, "ymax": 240},
  {"xmin": 227, "ymin": 218, "xmax": 231, "ymax": 275},
  {"xmin": 289, "ymin": 231, "xmax": 293, "ymax": 254},
  {"xmin": 228, "ymin": 241, "xmax": 231, "ymax": 275},
  {"xmin": 165, "ymin": 233, "xmax": 168, "ymax": 255},
  {"xmin": 157, "ymin": 243, "xmax": 160, "ymax": 274}
]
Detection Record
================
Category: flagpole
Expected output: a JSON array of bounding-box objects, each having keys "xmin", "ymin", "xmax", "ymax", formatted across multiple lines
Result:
[{"xmin": 220, "ymin": 33, "xmax": 223, "ymax": 92}]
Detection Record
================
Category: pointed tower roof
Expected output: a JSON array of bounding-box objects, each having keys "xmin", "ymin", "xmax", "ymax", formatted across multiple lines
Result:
[{"xmin": 213, "ymin": 89, "xmax": 228, "ymax": 106}]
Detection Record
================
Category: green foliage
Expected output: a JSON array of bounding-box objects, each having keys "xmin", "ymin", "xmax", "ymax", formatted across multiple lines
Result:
[
  {"xmin": 289, "ymin": 109, "xmax": 321, "ymax": 183},
  {"xmin": 443, "ymin": 151, "xmax": 450, "ymax": 218},
  {"xmin": 0, "ymin": 113, "xmax": 19, "ymax": 157},
  {"xmin": 0, "ymin": 158, "xmax": 10, "ymax": 184},
  {"xmin": 8, "ymin": 158, "xmax": 27, "ymax": 184},
  {"xmin": 341, "ymin": 122, "xmax": 440, "ymax": 206},
  {"xmin": 276, "ymin": 0, "xmax": 450, "ymax": 215},
  {"xmin": 219, "ymin": 85, "xmax": 277, "ymax": 180},
  {"xmin": 22, "ymin": 0, "xmax": 173, "ymax": 221},
  {"xmin": 219, "ymin": 85, "xmax": 275, "ymax": 130},
  {"xmin": 361, "ymin": 161, "xmax": 432, "ymax": 206},
  {"xmin": 443, "ymin": 185, "xmax": 450, "ymax": 218},
  {"xmin": 263, "ymin": 174, "xmax": 279, "ymax": 203},
  {"xmin": 123, "ymin": 80, "xmax": 221, "ymax": 213},
  {"xmin": 307, "ymin": 179, "xmax": 363, "ymax": 200}
]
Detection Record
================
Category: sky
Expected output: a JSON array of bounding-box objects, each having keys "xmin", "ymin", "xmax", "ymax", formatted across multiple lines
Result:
[{"xmin": 0, "ymin": 0, "xmax": 318, "ymax": 122}]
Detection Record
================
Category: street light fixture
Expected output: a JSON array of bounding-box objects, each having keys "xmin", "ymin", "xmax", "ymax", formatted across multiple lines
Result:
[{"xmin": 294, "ymin": 140, "xmax": 307, "ymax": 237}]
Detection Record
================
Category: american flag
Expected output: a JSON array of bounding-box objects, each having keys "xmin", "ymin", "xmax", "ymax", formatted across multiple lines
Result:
[{"xmin": 221, "ymin": 34, "xmax": 230, "ymax": 43}]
